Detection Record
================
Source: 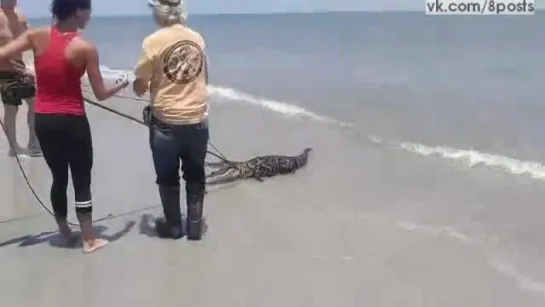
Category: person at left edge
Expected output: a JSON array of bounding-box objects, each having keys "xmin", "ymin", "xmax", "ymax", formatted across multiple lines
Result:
[
  {"xmin": 0, "ymin": 0, "xmax": 40, "ymax": 157},
  {"xmin": 0, "ymin": 0, "xmax": 129, "ymax": 253}
]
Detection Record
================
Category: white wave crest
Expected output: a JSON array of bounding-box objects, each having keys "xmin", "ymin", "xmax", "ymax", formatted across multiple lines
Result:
[
  {"xmin": 96, "ymin": 65, "xmax": 352, "ymax": 127},
  {"xmin": 92, "ymin": 66, "xmax": 545, "ymax": 182},
  {"xmin": 399, "ymin": 141, "xmax": 545, "ymax": 179},
  {"xmin": 27, "ymin": 62, "xmax": 545, "ymax": 182}
]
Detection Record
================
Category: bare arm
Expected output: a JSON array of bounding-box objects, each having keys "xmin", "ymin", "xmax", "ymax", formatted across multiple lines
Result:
[
  {"xmin": 0, "ymin": 30, "xmax": 31, "ymax": 61},
  {"xmin": 20, "ymin": 11, "xmax": 29, "ymax": 30},
  {"xmin": 132, "ymin": 44, "xmax": 153, "ymax": 97},
  {"xmin": 204, "ymin": 55, "xmax": 209, "ymax": 85},
  {"xmin": 132, "ymin": 76, "xmax": 149, "ymax": 97},
  {"xmin": 14, "ymin": 15, "xmax": 34, "ymax": 77},
  {"xmin": 84, "ymin": 43, "xmax": 128, "ymax": 101}
]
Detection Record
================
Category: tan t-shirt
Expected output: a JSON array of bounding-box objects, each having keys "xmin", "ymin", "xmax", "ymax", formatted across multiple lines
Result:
[{"xmin": 134, "ymin": 24, "xmax": 208, "ymax": 125}]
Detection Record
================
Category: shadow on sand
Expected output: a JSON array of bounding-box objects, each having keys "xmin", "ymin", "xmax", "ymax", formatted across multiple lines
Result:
[
  {"xmin": 0, "ymin": 203, "xmax": 166, "ymax": 249},
  {"xmin": 0, "ymin": 220, "xmax": 136, "ymax": 249},
  {"xmin": 139, "ymin": 213, "xmax": 209, "ymax": 239},
  {"xmin": 0, "ymin": 205, "xmax": 210, "ymax": 248},
  {"xmin": 139, "ymin": 213, "xmax": 159, "ymax": 238}
]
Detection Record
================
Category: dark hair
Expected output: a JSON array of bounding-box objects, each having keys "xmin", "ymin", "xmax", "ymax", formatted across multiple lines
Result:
[{"xmin": 51, "ymin": 0, "xmax": 91, "ymax": 21}]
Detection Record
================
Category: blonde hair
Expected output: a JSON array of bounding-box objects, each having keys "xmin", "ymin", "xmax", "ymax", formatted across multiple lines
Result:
[{"xmin": 148, "ymin": 0, "xmax": 188, "ymax": 24}]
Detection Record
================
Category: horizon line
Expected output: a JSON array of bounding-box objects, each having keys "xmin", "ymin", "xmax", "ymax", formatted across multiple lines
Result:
[
  {"xmin": 21, "ymin": 10, "xmax": 444, "ymax": 18},
  {"xmin": 26, "ymin": 9, "xmax": 544, "ymax": 19}
]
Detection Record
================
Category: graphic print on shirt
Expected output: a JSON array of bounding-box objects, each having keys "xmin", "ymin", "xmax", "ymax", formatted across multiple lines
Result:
[{"xmin": 162, "ymin": 40, "xmax": 204, "ymax": 84}]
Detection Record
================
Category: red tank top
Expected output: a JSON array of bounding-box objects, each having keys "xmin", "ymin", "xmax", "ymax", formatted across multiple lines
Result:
[{"xmin": 34, "ymin": 26, "xmax": 86, "ymax": 115}]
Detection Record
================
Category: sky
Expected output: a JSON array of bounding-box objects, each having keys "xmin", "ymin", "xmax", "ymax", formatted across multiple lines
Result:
[{"xmin": 18, "ymin": 0, "xmax": 544, "ymax": 18}]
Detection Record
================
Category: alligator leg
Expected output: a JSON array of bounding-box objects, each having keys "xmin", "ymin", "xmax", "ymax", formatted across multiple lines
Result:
[
  {"xmin": 205, "ymin": 161, "xmax": 228, "ymax": 168},
  {"xmin": 206, "ymin": 166, "xmax": 232, "ymax": 178},
  {"xmin": 206, "ymin": 169, "xmax": 242, "ymax": 185}
]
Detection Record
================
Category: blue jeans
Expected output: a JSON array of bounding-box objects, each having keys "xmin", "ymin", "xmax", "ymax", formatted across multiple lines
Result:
[{"xmin": 149, "ymin": 117, "xmax": 209, "ymax": 189}]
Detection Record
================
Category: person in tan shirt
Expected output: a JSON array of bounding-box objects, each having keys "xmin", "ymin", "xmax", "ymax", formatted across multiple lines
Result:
[
  {"xmin": 0, "ymin": 0, "xmax": 40, "ymax": 157},
  {"xmin": 133, "ymin": 0, "xmax": 209, "ymax": 241}
]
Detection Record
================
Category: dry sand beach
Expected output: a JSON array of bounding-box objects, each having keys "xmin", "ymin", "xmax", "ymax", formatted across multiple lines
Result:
[
  {"xmin": 2, "ymin": 22, "xmax": 545, "ymax": 305},
  {"xmin": 1, "ymin": 87, "xmax": 545, "ymax": 307}
]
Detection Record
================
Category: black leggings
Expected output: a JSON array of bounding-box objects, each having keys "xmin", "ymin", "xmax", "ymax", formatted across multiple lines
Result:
[{"xmin": 34, "ymin": 113, "xmax": 93, "ymax": 218}]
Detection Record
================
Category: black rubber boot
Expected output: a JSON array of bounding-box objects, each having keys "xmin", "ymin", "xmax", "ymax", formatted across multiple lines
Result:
[
  {"xmin": 186, "ymin": 184, "xmax": 206, "ymax": 241},
  {"xmin": 155, "ymin": 185, "xmax": 184, "ymax": 239},
  {"xmin": 186, "ymin": 183, "xmax": 206, "ymax": 241}
]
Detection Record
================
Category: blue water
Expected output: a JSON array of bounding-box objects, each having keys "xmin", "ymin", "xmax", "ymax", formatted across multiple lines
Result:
[{"xmin": 30, "ymin": 12, "xmax": 545, "ymax": 170}]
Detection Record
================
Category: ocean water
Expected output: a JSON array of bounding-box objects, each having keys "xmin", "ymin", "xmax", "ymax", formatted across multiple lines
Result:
[
  {"xmin": 31, "ymin": 12, "xmax": 545, "ymax": 175},
  {"xmin": 15, "ymin": 12, "xmax": 545, "ymax": 302}
]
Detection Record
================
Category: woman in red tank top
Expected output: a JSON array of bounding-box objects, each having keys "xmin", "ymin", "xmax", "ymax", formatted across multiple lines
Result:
[{"xmin": 0, "ymin": 0, "xmax": 128, "ymax": 253}]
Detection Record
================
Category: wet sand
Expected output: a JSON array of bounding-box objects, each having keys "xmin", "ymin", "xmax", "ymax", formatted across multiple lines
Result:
[{"xmin": 1, "ymin": 93, "xmax": 545, "ymax": 306}]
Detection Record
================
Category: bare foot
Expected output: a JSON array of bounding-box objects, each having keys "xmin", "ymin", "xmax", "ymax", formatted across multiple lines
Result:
[{"xmin": 82, "ymin": 238, "xmax": 109, "ymax": 253}]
